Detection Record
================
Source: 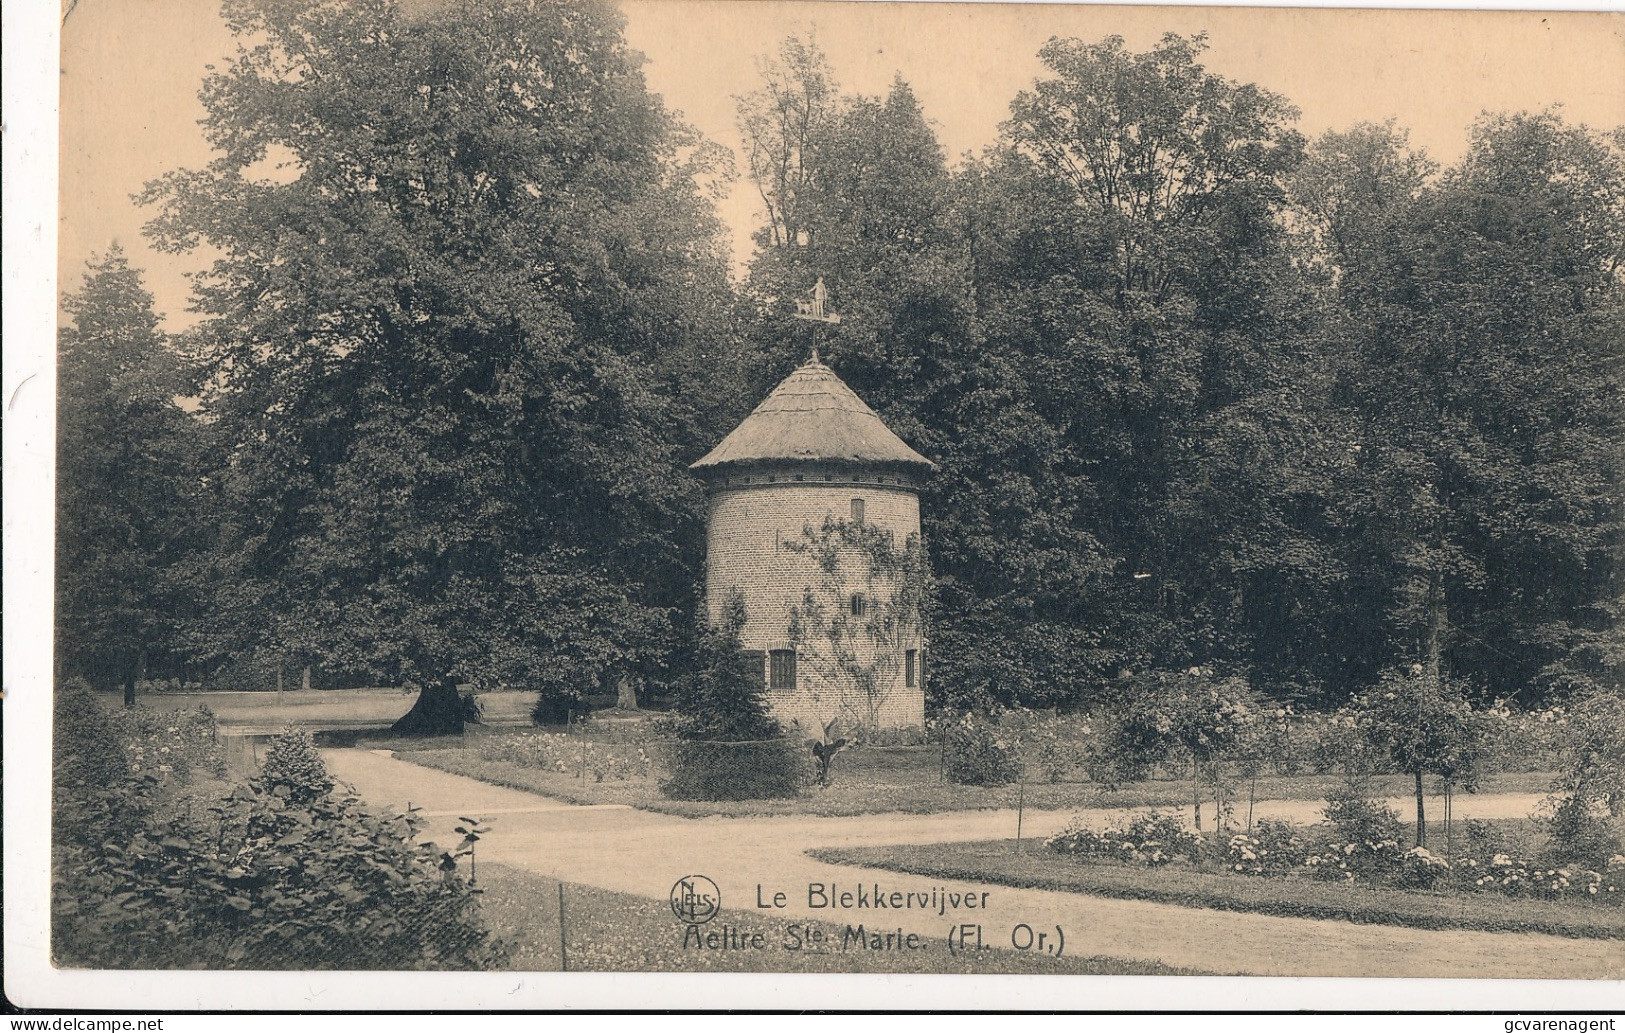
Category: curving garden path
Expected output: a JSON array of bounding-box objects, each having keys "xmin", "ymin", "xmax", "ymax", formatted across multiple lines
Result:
[{"xmin": 323, "ymin": 749, "xmax": 1623, "ymax": 980}]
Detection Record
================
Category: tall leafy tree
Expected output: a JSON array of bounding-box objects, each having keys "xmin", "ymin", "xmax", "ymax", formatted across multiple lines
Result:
[
  {"xmin": 142, "ymin": 0, "xmax": 740, "ymax": 730},
  {"xmin": 736, "ymin": 34, "xmax": 839, "ymax": 253},
  {"xmin": 57, "ymin": 246, "xmax": 204, "ymax": 704},
  {"xmin": 735, "ymin": 33, "xmax": 1334, "ymax": 709},
  {"xmin": 971, "ymin": 33, "xmax": 1313, "ymax": 698},
  {"xmin": 734, "ymin": 39, "xmax": 1103, "ymax": 708},
  {"xmin": 1324, "ymin": 111, "xmax": 1625, "ymax": 702}
]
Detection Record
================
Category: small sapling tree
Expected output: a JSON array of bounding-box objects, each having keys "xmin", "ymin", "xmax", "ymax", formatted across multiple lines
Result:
[
  {"xmin": 1345, "ymin": 664, "xmax": 1485, "ymax": 847},
  {"xmin": 1089, "ymin": 668, "xmax": 1259, "ymax": 831}
]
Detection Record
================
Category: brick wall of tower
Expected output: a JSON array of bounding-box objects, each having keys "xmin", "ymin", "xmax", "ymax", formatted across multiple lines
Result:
[{"xmin": 704, "ymin": 473, "xmax": 927, "ymax": 732}]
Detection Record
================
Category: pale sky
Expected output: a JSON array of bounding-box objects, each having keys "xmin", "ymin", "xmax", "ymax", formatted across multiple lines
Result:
[{"xmin": 58, "ymin": 0, "xmax": 1625, "ymax": 329}]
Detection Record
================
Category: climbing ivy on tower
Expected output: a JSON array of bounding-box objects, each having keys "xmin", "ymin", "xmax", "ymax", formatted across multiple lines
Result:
[{"xmin": 785, "ymin": 516, "xmax": 932, "ymax": 730}]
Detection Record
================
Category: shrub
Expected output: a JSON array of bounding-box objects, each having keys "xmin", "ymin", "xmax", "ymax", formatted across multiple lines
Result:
[
  {"xmin": 672, "ymin": 591, "xmax": 781, "ymax": 742},
  {"xmin": 659, "ymin": 593, "xmax": 805, "ymax": 800},
  {"xmin": 1303, "ymin": 838, "xmax": 1406, "ymax": 882},
  {"xmin": 255, "ymin": 727, "xmax": 333, "ymax": 804},
  {"xmin": 1540, "ymin": 688, "xmax": 1625, "ymax": 867},
  {"xmin": 944, "ymin": 711, "xmax": 1021, "ymax": 787},
  {"xmin": 54, "ymin": 679, "xmax": 129, "ymax": 798},
  {"xmin": 127, "ymin": 704, "xmax": 228, "ymax": 783},
  {"xmin": 1322, "ymin": 781, "xmax": 1407, "ymax": 846},
  {"xmin": 846, "ymin": 722, "xmax": 932, "ymax": 748},
  {"xmin": 1046, "ymin": 811, "xmax": 1203, "ymax": 866},
  {"xmin": 1394, "ymin": 846, "xmax": 1453, "ymax": 889},
  {"xmin": 54, "ymin": 749, "xmax": 508, "ymax": 969},
  {"xmin": 1540, "ymin": 795, "xmax": 1623, "ymax": 869},
  {"xmin": 1453, "ymin": 853, "xmax": 1615, "ymax": 903},
  {"xmin": 658, "ymin": 739, "xmax": 807, "ymax": 801},
  {"xmin": 531, "ymin": 684, "xmax": 590, "ymax": 726},
  {"xmin": 1225, "ymin": 819, "xmax": 1308, "ymax": 877},
  {"xmin": 1080, "ymin": 706, "xmax": 1160, "ymax": 787},
  {"xmin": 1461, "ymin": 818, "xmax": 1506, "ymax": 858},
  {"xmin": 1120, "ymin": 812, "xmax": 1204, "ymax": 863},
  {"xmin": 54, "ymin": 681, "xmax": 227, "ymax": 792}
]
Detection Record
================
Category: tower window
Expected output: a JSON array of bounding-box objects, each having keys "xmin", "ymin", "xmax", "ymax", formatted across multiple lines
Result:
[
  {"xmin": 906, "ymin": 649, "xmax": 918, "ymax": 688},
  {"xmin": 795, "ymin": 473, "xmax": 804, "ymax": 481},
  {"xmin": 851, "ymin": 498, "xmax": 865, "ymax": 524},
  {"xmin": 850, "ymin": 593, "xmax": 867, "ymax": 617},
  {"xmin": 769, "ymin": 649, "xmax": 797, "ymax": 691}
]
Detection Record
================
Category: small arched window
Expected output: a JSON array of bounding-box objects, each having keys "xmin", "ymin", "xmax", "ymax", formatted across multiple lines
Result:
[{"xmin": 850, "ymin": 593, "xmax": 867, "ymax": 617}]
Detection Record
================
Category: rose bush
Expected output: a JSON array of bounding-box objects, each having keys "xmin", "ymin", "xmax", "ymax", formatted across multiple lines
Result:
[{"xmin": 478, "ymin": 731, "xmax": 653, "ymax": 782}]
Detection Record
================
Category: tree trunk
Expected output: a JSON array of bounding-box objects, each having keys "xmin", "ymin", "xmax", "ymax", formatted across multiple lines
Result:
[
  {"xmin": 1414, "ymin": 769, "xmax": 1427, "ymax": 848},
  {"xmin": 1444, "ymin": 787, "xmax": 1452, "ymax": 859},
  {"xmin": 123, "ymin": 649, "xmax": 146, "ymax": 707},
  {"xmin": 391, "ymin": 677, "xmax": 468, "ymax": 736},
  {"xmin": 1425, "ymin": 568, "xmax": 1448, "ymax": 685},
  {"xmin": 1248, "ymin": 775, "xmax": 1257, "ymax": 833}
]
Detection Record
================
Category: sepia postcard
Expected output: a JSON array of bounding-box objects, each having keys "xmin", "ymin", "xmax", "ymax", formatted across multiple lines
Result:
[{"xmin": 6, "ymin": 0, "xmax": 1625, "ymax": 1014}]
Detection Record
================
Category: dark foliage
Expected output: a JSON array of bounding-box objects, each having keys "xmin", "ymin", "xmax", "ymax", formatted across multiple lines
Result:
[
  {"xmin": 658, "ymin": 740, "xmax": 808, "ymax": 801},
  {"xmin": 255, "ymin": 727, "xmax": 334, "ymax": 805},
  {"xmin": 56, "ymin": 248, "xmax": 205, "ymax": 701},
  {"xmin": 53, "ymin": 715, "xmax": 507, "ymax": 969},
  {"xmin": 530, "ymin": 687, "xmax": 589, "ymax": 727},
  {"xmin": 1321, "ymin": 782, "xmax": 1408, "ymax": 847},
  {"xmin": 661, "ymin": 592, "xmax": 804, "ymax": 799},
  {"xmin": 943, "ymin": 712, "xmax": 1022, "ymax": 787},
  {"xmin": 51, "ymin": 21, "xmax": 1622, "ymax": 728},
  {"xmin": 139, "ymin": 0, "xmax": 749, "ymax": 718}
]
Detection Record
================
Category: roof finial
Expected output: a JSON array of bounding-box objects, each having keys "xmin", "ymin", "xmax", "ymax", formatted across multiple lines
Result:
[{"xmin": 811, "ymin": 345, "xmax": 820, "ymax": 365}]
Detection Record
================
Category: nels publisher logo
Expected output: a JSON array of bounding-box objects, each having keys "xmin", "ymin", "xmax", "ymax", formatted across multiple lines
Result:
[{"xmin": 670, "ymin": 875, "xmax": 721, "ymax": 925}]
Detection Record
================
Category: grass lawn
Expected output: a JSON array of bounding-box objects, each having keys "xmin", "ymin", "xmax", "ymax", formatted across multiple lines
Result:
[
  {"xmin": 473, "ymin": 862, "xmax": 1207, "ymax": 974},
  {"xmin": 391, "ymin": 743, "xmax": 1558, "ymax": 819},
  {"xmin": 809, "ymin": 839, "xmax": 1625, "ymax": 941}
]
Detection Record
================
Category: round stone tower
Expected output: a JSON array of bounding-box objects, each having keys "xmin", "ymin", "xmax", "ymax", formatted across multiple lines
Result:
[{"xmin": 690, "ymin": 358, "xmax": 935, "ymax": 732}]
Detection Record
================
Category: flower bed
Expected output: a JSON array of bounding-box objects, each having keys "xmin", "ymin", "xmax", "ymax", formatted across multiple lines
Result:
[
  {"xmin": 1046, "ymin": 815, "xmax": 1625, "ymax": 908},
  {"xmin": 474, "ymin": 731, "xmax": 652, "ymax": 782},
  {"xmin": 1047, "ymin": 812, "xmax": 1204, "ymax": 867},
  {"xmin": 125, "ymin": 704, "xmax": 228, "ymax": 782}
]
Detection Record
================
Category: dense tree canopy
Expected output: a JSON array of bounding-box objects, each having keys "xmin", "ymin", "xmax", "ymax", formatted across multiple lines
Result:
[
  {"xmin": 140, "ymin": 0, "xmax": 746, "ymax": 728},
  {"xmin": 55, "ymin": 15, "xmax": 1623, "ymax": 724},
  {"xmin": 1319, "ymin": 112, "xmax": 1625, "ymax": 703}
]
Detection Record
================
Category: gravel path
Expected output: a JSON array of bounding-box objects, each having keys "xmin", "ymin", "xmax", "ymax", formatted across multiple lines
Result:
[{"xmin": 324, "ymin": 749, "xmax": 1623, "ymax": 979}]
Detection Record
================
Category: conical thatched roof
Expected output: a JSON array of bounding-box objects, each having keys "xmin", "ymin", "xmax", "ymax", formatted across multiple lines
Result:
[{"xmin": 691, "ymin": 359, "xmax": 935, "ymax": 474}]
